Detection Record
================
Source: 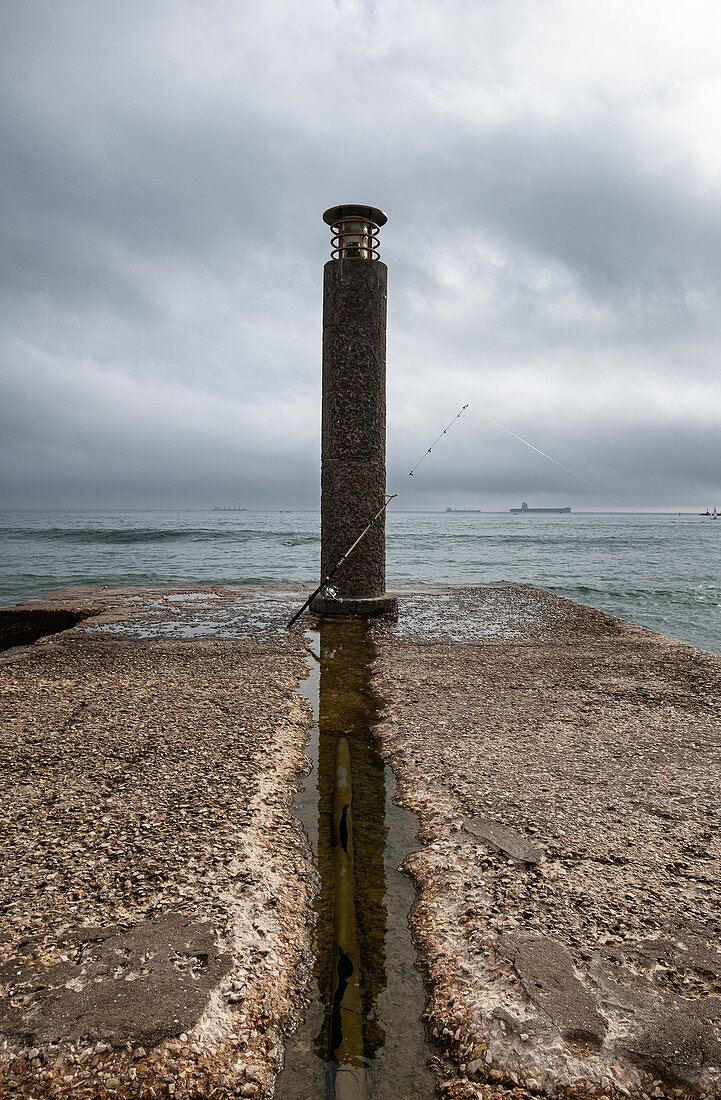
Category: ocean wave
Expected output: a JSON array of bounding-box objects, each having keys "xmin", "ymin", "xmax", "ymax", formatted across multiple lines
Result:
[
  {"xmin": 562, "ymin": 584, "xmax": 683, "ymax": 601},
  {"xmin": 8, "ymin": 528, "xmax": 197, "ymax": 544},
  {"xmin": 4, "ymin": 527, "xmax": 320, "ymax": 546}
]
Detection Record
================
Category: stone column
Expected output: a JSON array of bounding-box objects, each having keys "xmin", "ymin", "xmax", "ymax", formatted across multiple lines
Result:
[{"xmin": 311, "ymin": 205, "xmax": 397, "ymax": 618}]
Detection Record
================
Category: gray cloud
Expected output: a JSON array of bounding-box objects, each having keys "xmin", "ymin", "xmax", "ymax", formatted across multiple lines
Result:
[{"xmin": 1, "ymin": 0, "xmax": 719, "ymax": 511}]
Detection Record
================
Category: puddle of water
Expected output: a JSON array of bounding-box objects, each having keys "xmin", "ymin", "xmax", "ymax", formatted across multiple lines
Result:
[
  {"xmin": 277, "ymin": 619, "xmax": 435, "ymax": 1099},
  {"xmin": 86, "ymin": 593, "xmax": 296, "ymax": 639}
]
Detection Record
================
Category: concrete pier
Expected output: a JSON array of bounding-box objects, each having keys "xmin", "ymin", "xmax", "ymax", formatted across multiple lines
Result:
[{"xmin": 1, "ymin": 583, "xmax": 720, "ymax": 1099}]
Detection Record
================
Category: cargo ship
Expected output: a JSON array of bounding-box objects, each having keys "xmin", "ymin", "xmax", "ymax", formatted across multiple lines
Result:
[{"xmin": 510, "ymin": 501, "xmax": 572, "ymax": 514}]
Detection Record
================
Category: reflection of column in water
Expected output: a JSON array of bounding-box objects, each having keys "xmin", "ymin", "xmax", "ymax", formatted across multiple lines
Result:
[
  {"xmin": 313, "ymin": 619, "xmax": 388, "ymax": 1089},
  {"xmin": 329, "ymin": 735, "xmax": 365, "ymax": 1098}
]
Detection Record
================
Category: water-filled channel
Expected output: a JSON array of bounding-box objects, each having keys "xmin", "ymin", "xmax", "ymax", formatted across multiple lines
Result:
[{"xmin": 276, "ymin": 619, "xmax": 435, "ymax": 1099}]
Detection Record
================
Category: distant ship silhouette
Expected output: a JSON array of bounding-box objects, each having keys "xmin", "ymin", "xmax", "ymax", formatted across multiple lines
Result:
[{"xmin": 509, "ymin": 501, "xmax": 572, "ymax": 514}]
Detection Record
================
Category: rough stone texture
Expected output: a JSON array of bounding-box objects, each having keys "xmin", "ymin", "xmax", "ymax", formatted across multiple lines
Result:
[
  {"xmin": 372, "ymin": 585, "xmax": 721, "ymax": 1099},
  {"xmin": 0, "ymin": 584, "xmax": 317, "ymax": 1099},
  {"xmin": 320, "ymin": 258, "xmax": 388, "ymax": 603},
  {"xmin": 3, "ymin": 582, "xmax": 721, "ymax": 1100}
]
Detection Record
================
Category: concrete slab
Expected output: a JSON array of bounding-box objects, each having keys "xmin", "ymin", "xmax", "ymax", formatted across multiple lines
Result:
[
  {"xmin": 373, "ymin": 585, "xmax": 721, "ymax": 1099},
  {"xmin": 0, "ymin": 584, "xmax": 317, "ymax": 1098},
  {"xmin": 462, "ymin": 818, "xmax": 544, "ymax": 865},
  {"xmin": 0, "ymin": 916, "xmax": 233, "ymax": 1047},
  {"xmin": 1, "ymin": 582, "xmax": 720, "ymax": 1099}
]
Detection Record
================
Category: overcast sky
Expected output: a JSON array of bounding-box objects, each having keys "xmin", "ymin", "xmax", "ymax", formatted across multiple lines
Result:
[{"xmin": 1, "ymin": 0, "xmax": 719, "ymax": 512}]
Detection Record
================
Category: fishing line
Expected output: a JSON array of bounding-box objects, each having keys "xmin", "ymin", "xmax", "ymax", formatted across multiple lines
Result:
[
  {"xmin": 477, "ymin": 409, "xmax": 618, "ymax": 501},
  {"xmin": 286, "ymin": 404, "xmax": 469, "ymax": 628}
]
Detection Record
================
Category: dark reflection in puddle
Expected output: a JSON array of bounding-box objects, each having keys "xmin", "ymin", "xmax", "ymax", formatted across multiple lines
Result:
[{"xmin": 276, "ymin": 619, "xmax": 435, "ymax": 1099}]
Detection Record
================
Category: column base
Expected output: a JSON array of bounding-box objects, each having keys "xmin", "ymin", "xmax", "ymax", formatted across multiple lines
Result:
[{"xmin": 310, "ymin": 593, "xmax": 398, "ymax": 619}]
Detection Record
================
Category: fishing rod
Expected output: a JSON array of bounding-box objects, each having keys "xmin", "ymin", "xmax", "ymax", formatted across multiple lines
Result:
[
  {"xmin": 286, "ymin": 404, "xmax": 469, "ymax": 629},
  {"xmin": 476, "ymin": 409, "xmax": 618, "ymax": 501}
]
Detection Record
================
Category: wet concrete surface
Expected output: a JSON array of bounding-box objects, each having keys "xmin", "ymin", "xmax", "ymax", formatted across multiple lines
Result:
[
  {"xmin": 0, "ymin": 584, "xmax": 316, "ymax": 1098},
  {"xmin": 373, "ymin": 585, "xmax": 721, "ymax": 1099},
  {"xmin": 1, "ymin": 583, "xmax": 720, "ymax": 1099}
]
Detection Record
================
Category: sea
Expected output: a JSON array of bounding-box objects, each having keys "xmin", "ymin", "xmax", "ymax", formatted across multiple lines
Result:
[{"xmin": 0, "ymin": 509, "xmax": 719, "ymax": 657}]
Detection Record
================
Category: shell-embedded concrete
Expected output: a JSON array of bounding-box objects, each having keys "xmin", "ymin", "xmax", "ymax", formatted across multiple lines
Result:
[
  {"xmin": 1, "ymin": 582, "xmax": 720, "ymax": 1099},
  {"xmin": 373, "ymin": 585, "xmax": 721, "ymax": 1100},
  {"xmin": 0, "ymin": 584, "xmax": 317, "ymax": 1099}
]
